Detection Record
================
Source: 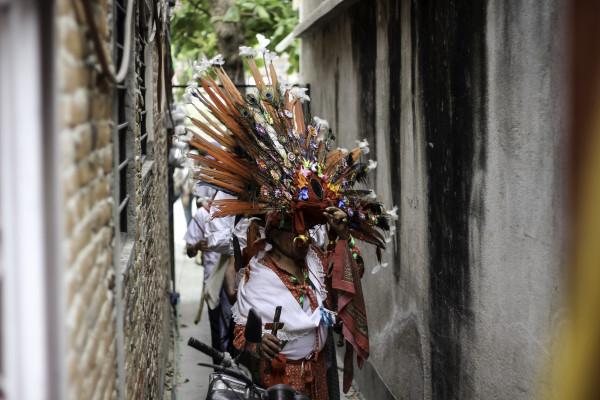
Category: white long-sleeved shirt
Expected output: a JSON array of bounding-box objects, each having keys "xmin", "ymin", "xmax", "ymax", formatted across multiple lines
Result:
[
  {"xmin": 183, "ymin": 207, "xmax": 220, "ymax": 281},
  {"xmin": 205, "ymin": 191, "xmax": 236, "ymax": 255}
]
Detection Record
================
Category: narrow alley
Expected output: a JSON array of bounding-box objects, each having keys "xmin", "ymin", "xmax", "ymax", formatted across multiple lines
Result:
[{"xmin": 3, "ymin": 1, "xmax": 600, "ymax": 400}]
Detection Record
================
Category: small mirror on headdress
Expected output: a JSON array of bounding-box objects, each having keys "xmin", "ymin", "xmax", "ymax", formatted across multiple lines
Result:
[{"xmin": 310, "ymin": 178, "xmax": 324, "ymax": 199}]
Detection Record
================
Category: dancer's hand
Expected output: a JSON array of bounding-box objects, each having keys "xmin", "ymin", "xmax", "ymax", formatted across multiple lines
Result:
[
  {"xmin": 323, "ymin": 200, "xmax": 350, "ymax": 240},
  {"xmin": 186, "ymin": 244, "xmax": 198, "ymax": 258},
  {"xmin": 196, "ymin": 238, "xmax": 209, "ymax": 251},
  {"xmin": 258, "ymin": 333, "xmax": 281, "ymax": 361}
]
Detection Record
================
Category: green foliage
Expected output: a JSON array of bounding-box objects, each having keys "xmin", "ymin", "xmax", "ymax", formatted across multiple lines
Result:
[{"xmin": 171, "ymin": 0, "xmax": 299, "ymax": 77}]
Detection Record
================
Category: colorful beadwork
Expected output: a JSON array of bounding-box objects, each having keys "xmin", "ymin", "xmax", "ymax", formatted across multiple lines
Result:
[
  {"xmin": 358, "ymin": 210, "xmax": 367, "ymax": 222},
  {"xmin": 264, "ymin": 111, "xmax": 274, "ymax": 125},
  {"xmin": 257, "ymin": 159, "xmax": 267, "ymax": 171},
  {"xmin": 260, "ymin": 186, "xmax": 270, "ymax": 199},
  {"xmin": 298, "ymin": 187, "xmax": 309, "ymax": 201}
]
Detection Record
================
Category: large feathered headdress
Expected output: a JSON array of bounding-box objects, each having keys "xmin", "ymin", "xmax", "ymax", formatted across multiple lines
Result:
[{"xmin": 180, "ymin": 49, "xmax": 396, "ymax": 261}]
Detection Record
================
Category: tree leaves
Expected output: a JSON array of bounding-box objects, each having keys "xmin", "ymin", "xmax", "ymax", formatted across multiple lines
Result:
[
  {"xmin": 255, "ymin": 5, "xmax": 270, "ymax": 21},
  {"xmin": 171, "ymin": 0, "xmax": 299, "ymax": 77},
  {"xmin": 222, "ymin": 5, "xmax": 240, "ymax": 22}
]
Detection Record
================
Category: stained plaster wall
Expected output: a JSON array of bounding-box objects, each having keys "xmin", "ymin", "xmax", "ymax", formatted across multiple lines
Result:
[{"xmin": 299, "ymin": 0, "xmax": 565, "ymax": 398}]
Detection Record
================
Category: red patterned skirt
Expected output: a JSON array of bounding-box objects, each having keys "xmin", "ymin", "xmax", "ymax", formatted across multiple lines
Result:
[{"xmin": 251, "ymin": 354, "xmax": 329, "ymax": 400}]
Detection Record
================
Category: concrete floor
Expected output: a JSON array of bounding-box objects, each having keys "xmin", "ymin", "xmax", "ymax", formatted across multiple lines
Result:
[
  {"xmin": 170, "ymin": 199, "xmax": 366, "ymax": 400},
  {"xmin": 172, "ymin": 200, "xmax": 212, "ymax": 399}
]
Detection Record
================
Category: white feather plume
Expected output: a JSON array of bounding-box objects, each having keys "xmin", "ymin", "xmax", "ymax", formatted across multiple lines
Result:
[
  {"xmin": 386, "ymin": 206, "xmax": 399, "ymax": 221},
  {"xmin": 280, "ymin": 80, "xmax": 293, "ymax": 92},
  {"xmin": 211, "ymin": 54, "xmax": 225, "ymax": 66},
  {"xmin": 355, "ymin": 139, "xmax": 370, "ymax": 154},
  {"xmin": 289, "ymin": 87, "xmax": 310, "ymax": 103},
  {"xmin": 172, "ymin": 104, "xmax": 189, "ymax": 120},
  {"xmin": 239, "ymin": 46, "xmax": 257, "ymax": 57},
  {"xmin": 313, "ymin": 116, "xmax": 329, "ymax": 130},
  {"xmin": 181, "ymin": 91, "xmax": 193, "ymax": 104},
  {"xmin": 264, "ymin": 50, "xmax": 279, "ymax": 62},
  {"xmin": 371, "ymin": 263, "xmax": 389, "ymax": 274},
  {"xmin": 365, "ymin": 190, "xmax": 377, "ymax": 201},
  {"xmin": 199, "ymin": 54, "xmax": 212, "ymax": 72},
  {"xmin": 175, "ymin": 125, "xmax": 187, "ymax": 135}
]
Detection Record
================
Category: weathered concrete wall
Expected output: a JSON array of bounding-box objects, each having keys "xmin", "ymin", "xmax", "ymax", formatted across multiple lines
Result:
[
  {"xmin": 55, "ymin": 0, "xmax": 172, "ymax": 398},
  {"xmin": 300, "ymin": 0, "xmax": 565, "ymax": 398}
]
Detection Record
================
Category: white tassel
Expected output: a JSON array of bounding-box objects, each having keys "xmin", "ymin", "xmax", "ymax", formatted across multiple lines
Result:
[
  {"xmin": 355, "ymin": 139, "xmax": 370, "ymax": 154},
  {"xmin": 367, "ymin": 159, "xmax": 377, "ymax": 170},
  {"xmin": 172, "ymin": 104, "xmax": 189, "ymax": 120},
  {"xmin": 199, "ymin": 54, "xmax": 212, "ymax": 72},
  {"xmin": 197, "ymin": 196, "xmax": 210, "ymax": 207},
  {"xmin": 189, "ymin": 58, "xmax": 200, "ymax": 72},
  {"xmin": 280, "ymin": 80, "xmax": 293, "ymax": 92},
  {"xmin": 256, "ymin": 46, "xmax": 267, "ymax": 56},
  {"xmin": 211, "ymin": 54, "xmax": 225, "ymax": 66},
  {"xmin": 175, "ymin": 125, "xmax": 186, "ymax": 135},
  {"xmin": 289, "ymin": 87, "xmax": 310, "ymax": 103},
  {"xmin": 386, "ymin": 206, "xmax": 399, "ymax": 221},
  {"xmin": 239, "ymin": 46, "xmax": 257, "ymax": 57},
  {"xmin": 371, "ymin": 263, "xmax": 388, "ymax": 274},
  {"xmin": 336, "ymin": 147, "xmax": 348, "ymax": 153},
  {"xmin": 181, "ymin": 92, "xmax": 193, "ymax": 104},
  {"xmin": 264, "ymin": 50, "xmax": 279, "ymax": 62},
  {"xmin": 365, "ymin": 190, "xmax": 377, "ymax": 201},
  {"xmin": 313, "ymin": 116, "xmax": 329, "ymax": 130},
  {"xmin": 385, "ymin": 226, "xmax": 396, "ymax": 243}
]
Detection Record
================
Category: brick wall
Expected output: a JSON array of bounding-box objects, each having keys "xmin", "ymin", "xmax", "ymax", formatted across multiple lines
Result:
[
  {"xmin": 55, "ymin": 0, "xmax": 172, "ymax": 398},
  {"xmin": 122, "ymin": 15, "xmax": 171, "ymax": 397}
]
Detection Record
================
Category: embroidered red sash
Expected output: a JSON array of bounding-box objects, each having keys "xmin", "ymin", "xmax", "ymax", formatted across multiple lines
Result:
[{"xmin": 330, "ymin": 240, "xmax": 369, "ymax": 393}]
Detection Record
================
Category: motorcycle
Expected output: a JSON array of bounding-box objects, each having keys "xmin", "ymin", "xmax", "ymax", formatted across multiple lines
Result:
[{"xmin": 188, "ymin": 307, "xmax": 310, "ymax": 400}]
